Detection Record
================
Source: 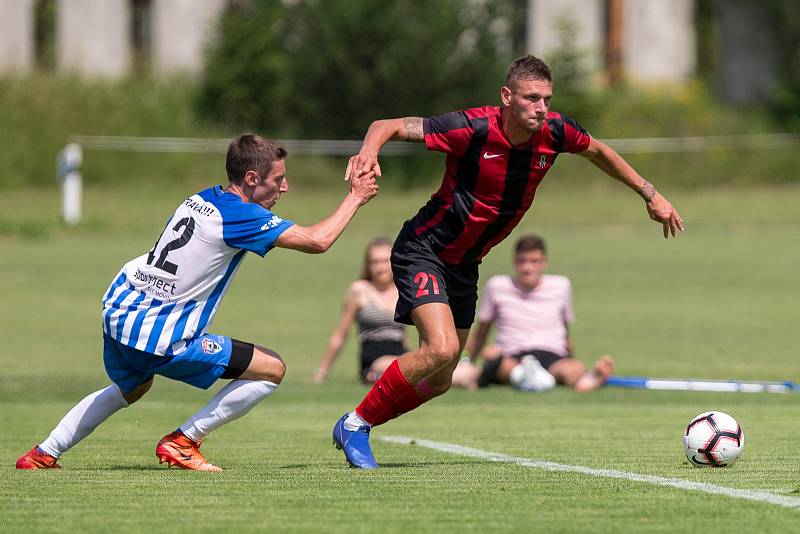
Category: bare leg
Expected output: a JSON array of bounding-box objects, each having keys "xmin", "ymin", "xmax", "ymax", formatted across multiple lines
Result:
[
  {"xmin": 547, "ymin": 358, "xmax": 588, "ymax": 387},
  {"xmin": 550, "ymin": 355, "xmax": 614, "ymax": 392},
  {"xmin": 239, "ymin": 345, "xmax": 287, "ymax": 383},
  {"xmin": 415, "ymin": 327, "xmax": 471, "ymax": 396},
  {"xmin": 573, "ymin": 355, "xmax": 614, "ymax": 392},
  {"xmin": 450, "ymin": 360, "xmax": 481, "ymax": 390},
  {"xmin": 350, "ymin": 303, "xmax": 466, "ymax": 427},
  {"xmin": 396, "ymin": 303, "xmax": 463, "ymax": 387},
  {"xmin": 365, "ymin": 355, "xmax": 399, "ymax": 383}
]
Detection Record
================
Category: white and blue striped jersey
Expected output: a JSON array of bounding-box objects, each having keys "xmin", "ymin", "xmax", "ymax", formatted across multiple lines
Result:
[{"xmin": 101, "ymin": 185, "xmax": 294, "ymax": 356}]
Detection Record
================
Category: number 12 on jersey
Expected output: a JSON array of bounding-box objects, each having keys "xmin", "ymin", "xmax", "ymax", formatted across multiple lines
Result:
[{"xmin": 146, "ymin": 216, "xmax": 196, "ymax": 275}]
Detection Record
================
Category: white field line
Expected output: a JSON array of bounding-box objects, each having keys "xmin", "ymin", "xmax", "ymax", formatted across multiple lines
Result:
[{"xmin": 381, "ymin": 436, "xmax": 800, "ymax": 510}]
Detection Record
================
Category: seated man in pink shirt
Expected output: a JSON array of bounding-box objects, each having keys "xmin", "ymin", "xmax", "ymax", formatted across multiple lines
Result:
[{"xmin": 452, "ymin": 234, "xmax": 613, "ymax": 392}]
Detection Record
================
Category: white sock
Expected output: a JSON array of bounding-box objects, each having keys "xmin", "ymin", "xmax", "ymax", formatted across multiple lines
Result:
[
  {"xmin": 343, "ymin": 411, "xmax": 370, "ymax": 431},
  {"xmin": 38, "ymin": 384, "xmax": 129, "ymax": 458},
  {"xmin": 179, "ymin": 379, "xmax": 278, "ymax": 442}
]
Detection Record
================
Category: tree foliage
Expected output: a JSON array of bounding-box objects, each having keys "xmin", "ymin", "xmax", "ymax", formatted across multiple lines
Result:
[
  {"xmin": 199, "ymin": 0, "xmax": 512, "ymax": 138},
  {"xmin": 763, "ymin": 0, "xmax": 800, "ymax": 130}
]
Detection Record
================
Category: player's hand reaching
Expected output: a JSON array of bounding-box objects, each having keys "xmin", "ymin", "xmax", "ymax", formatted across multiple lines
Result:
[
  {"xmin": 345, "ymin": 117, "xmax": 422, "ymax": 181},
  {"xmin": 645, "ymin": 193, "xmax": 684, "ymax": 238},
  {"xmin": 349, "ymin": 169, "xmax": 379, "ymax": 205},
  {"xmin": 345, "ymin": 150, "xmax": 381, "ymax": 182}
]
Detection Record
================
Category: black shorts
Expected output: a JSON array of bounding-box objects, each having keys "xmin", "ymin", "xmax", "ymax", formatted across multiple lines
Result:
[
  {"xmin": 509, "ymin": 349, "xmax": 567, "ymax": 371},
  {"xmin": 391, "ymin": 231, "xmax": 479, "ymax": 330},
  {"xmin": 360, "ymin": 339, "xmax": 406, "ymax": 378},
  {"xmin": 477, "ymin": 349, "xmax": 568, "ymax": 388},
  {"xmin": 220, "ymin": 338, "xmax": 255, "ymax": 379}
]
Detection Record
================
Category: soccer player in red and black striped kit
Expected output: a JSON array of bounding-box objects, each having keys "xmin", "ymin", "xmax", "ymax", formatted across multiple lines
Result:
[{"xmin": 333, "ymin": 55, "xmax": 684, "ymax": 468}]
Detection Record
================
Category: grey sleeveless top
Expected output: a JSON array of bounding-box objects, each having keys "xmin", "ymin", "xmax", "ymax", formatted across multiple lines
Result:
[{"xmin": 356, "ymin": 300, "xmax": 404, "ymax": 343}]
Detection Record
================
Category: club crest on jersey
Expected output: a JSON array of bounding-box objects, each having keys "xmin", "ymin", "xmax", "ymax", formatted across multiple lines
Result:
[
  {"xmin": 201, "ymin": 338, "xmax": 223, "ymax": 354},
  {"xmin": 261, "ymin": 215, "xmax": 284, "ymax": 231},
  {"xmin": 537, "ymin": 154, "xmax": 549, "ymax": 168}
]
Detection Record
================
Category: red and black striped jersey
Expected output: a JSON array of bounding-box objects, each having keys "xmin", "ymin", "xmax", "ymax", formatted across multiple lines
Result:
[{"xmin": 403, "ymin": 105, "xmax": 590, "ymax": 265}]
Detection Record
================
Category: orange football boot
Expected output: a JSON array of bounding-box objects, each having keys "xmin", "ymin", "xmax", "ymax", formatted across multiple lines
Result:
[
  {"xmin": 16, "ymin": 446, "xmax": 62, "ymax": 470},
  {"xmin": 155, "ymin": 430, "xmax": 222, "ymax": 472}
]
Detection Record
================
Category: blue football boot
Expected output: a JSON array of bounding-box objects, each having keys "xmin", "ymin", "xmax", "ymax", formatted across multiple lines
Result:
[{"xmin": 332, "ymin": 414, "xmax": 379, "ymax": 469}]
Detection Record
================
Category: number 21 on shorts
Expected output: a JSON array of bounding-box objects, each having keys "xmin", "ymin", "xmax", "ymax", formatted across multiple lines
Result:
[{"xmin": 414, "ymin": 272, "xmax": 440, "ymax": 298}]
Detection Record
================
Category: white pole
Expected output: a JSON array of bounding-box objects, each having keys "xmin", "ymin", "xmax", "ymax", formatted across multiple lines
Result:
[
  {"xmin": 62, "ymin": 170, "xmax": 82, "ymax": 225},
  {"xmin": 58, "ymin": 143, "xmax": 83, "ymax": 225}
]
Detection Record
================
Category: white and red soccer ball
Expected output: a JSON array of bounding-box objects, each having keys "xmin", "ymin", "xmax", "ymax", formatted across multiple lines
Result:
[
  {"xmin": 683, "ymin": 412, "xmax": 744, "ymax": 467},
  {"xmin": 683, "ymin": 411, "xmax": 744, "ymax": 467}
]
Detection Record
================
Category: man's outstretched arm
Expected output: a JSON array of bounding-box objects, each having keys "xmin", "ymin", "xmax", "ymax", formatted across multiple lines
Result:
[
  {"xmin": 345, "ymin": 117, "xmax": 424, "ymax": 182},
  {"xmin": 579, "ymin": 137, "xmax": 685, "ymax": 238},
  {"xmin": 465, "ymin": 321, "xmax": 493, "ymax": 362},
  {"xmin": 276, "ymin": 171, "xmax": 378, "ymax": 253}
]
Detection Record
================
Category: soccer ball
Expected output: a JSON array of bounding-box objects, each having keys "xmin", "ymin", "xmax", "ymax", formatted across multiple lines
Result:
[{"xmin": 683, "ymin": 411, "xmax": 744, "ymax": 467}]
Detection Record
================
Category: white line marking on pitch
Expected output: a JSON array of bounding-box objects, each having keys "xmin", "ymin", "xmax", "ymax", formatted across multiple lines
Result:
[{"xmin": 381, "ymin": 436, "xmax": 800, "ymax": 510}]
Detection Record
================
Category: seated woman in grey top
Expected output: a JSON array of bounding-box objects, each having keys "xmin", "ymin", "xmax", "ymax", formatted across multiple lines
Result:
[{"xmin": 315, "ymin": 237, "xmax": 407, "ymax": 384}]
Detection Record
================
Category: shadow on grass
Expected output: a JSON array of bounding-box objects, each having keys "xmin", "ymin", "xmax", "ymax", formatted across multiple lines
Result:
[
  {"xmin": 70, "ymin": 465, "xmax": 172, "ymax": 471},
  {"xmin": 279, "ymin": 460, "xmax": 478, "ymax": 469},
  {"xmin": 378, "ymin": 460, "xmax": 478, "ymax": 468}
]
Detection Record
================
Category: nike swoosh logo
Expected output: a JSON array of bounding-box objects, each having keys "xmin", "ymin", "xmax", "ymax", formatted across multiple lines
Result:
[{"xmin": 483, "ymin": 152, "xmax": 502, "ymax": 159}]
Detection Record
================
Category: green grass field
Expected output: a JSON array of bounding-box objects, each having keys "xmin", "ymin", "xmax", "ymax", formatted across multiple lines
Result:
[{"xmin": 2, "ymin": 178, "xmax": 799, "ymax": 533}]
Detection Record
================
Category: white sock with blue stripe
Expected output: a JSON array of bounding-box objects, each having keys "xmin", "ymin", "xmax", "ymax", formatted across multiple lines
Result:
[
  {"xmin": 179, "ymin": 379, "xmax": 278, "ymax": 442},
  {"xmin": 38, "ymin": 384, "xmax": 129, "ymax": 458}
]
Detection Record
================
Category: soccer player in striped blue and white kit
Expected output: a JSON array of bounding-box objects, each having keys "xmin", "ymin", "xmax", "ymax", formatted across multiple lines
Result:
[{"xmin": 16, "ymin": 134, "xmax": 378, "ymax": 471}]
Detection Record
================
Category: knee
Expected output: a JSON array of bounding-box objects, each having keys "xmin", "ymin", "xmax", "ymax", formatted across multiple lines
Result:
[
  {"xmin": 250, "ymin": 346, "xmax": 286, "ymax": 384},
  {"xmin": 421, "ymin": 337, "xmax": 461, "ymax": 367},
  {"xmin": 271, "ymin": 358, "xmax": 287, "ymax": 384},
  {"xmin": 555, "ymin": 360, "xmax": 586, "ymax": 386}
]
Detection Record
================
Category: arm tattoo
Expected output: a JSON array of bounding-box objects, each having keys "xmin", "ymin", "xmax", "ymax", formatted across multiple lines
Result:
[
  {"xmin": 403, "ymin": 117, "xmax": 424, "ymax": 142},
  {"xmin": 638, "ymin": 180, "xmax": 657, "ymax": 202}
]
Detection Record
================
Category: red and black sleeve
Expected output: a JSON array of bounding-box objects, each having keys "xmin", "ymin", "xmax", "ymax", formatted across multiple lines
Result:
[
  {"xmin": 548, "ymin": 113, "xmax": 591, "ymax": 153},
  {"xmin": 423, "ymin": 111, "xmax": 475, "ymax": 157}
]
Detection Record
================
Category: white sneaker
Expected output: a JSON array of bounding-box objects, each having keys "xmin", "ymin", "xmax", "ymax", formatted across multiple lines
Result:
[{"xmin": 509, "ymin": 355, "xmax": 556, "ymax": 392}]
